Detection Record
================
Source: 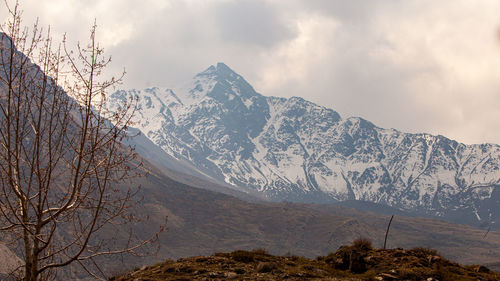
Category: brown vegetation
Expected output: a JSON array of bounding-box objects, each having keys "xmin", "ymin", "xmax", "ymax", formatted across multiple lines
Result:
[{"xmin": 111, "ymin": 240, "xmax": 500, "ymax": 281}]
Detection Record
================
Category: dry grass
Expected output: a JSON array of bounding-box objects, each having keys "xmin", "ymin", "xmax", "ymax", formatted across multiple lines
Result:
[{"xmin": 111, "ymin": 242, "xmax": 500, "ymax": 281}]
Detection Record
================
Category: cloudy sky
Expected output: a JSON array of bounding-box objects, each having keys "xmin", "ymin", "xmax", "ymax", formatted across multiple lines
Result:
[{"xmin": 2, "ymin": 0, "xmax": 500, "ymax": 145}]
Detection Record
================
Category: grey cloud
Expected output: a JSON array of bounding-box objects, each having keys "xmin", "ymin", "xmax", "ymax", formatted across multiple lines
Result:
[
  {"xmin": 213, "ymin": 0, "xmax": 296, "ymax": 48},
  {"xmin": 10, "ymin": 0, "xmax": 500, "ymax": 145},
  {"xmin": 299, "ymin": 0, "xmax": 394, "ymax": 23}
]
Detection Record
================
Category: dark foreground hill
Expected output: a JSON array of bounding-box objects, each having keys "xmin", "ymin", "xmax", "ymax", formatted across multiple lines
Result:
[{"xmin": 111, "ymin": 240, "xmax": 500, "ymax": 281}]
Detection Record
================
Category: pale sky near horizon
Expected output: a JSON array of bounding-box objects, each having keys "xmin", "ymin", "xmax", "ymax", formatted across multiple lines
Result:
[{"xmin": 2, "ymin": 0, "xmax": 500, "ymax": 145}]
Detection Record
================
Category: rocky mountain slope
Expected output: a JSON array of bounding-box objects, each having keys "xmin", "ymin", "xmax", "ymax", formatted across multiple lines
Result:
[{"xmin": 109, "ymin": 63, "xmax": 500, "ymax": 228}]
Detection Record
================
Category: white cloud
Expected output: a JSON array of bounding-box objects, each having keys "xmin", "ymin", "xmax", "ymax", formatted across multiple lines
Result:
[
  {"xmin": 257, "ymin": 15, "xmax": 340, "ymax": 93},
  {"xmin": 2, "ymin": 0, "xmax": 500, "ymax": 144}
]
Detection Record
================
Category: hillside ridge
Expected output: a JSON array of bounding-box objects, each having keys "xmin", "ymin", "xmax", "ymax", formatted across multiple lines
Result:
[{"xmin": 111, "ymin": 241, "xmax": 500, "ymax": 281}]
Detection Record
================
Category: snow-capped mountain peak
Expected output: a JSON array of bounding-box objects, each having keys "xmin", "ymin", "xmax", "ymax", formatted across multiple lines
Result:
[
  {"xmin": 108, "ymin": 63, "xmax": 500, "ymax": 228},
  {"xmin": 197, "ymin": 62, "xmax": 240, "ymax": 80}
]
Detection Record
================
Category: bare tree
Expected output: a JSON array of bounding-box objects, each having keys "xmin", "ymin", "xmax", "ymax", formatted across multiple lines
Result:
[{"xmin": 0, "ymin": 2, "xmax": 161, "ymax": 280}]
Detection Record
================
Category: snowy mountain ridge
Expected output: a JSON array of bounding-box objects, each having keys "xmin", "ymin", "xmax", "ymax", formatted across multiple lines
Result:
[{"xmin": 108, "ymin": 62, "xmax": 500, "ymax": 227}]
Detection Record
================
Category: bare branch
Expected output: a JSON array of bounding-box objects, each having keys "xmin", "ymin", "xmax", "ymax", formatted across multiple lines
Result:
[{"xmin": 0, "ymin": 2, "xmax": 164, "ymax": 280}]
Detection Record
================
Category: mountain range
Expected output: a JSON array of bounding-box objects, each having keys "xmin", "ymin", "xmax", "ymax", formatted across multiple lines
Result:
[
  {"xmin": 109, "ymin": 62, "xmax": 500, "ymax": 228},
  {"xmin": 3, "ymin": 30, "xmax": 500, "ymax": 279}
]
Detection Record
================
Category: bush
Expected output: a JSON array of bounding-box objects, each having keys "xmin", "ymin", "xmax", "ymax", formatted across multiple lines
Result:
[
  {"xmin": 352, "ymin": 237, "xmax": 373, "ymax": 252},
  {"xmin": 231, "ymin": 250, "xmax": 255, "ymax": 263},
  {"xmin": 410, "ymin": 247, "xmax": 439, "ymax": 258},
  {"xmin": 251, "ymin": 248, "xmax": 269, "ymax": 255},
  {"xmin": 325, "ymin": 239, "xmax": 374, "ymax": 274}
]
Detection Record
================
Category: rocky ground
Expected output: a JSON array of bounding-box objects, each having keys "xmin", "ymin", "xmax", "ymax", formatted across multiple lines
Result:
[{"xmin": 111, "ymin": 239, "xmax": 499, "ymax": 281}]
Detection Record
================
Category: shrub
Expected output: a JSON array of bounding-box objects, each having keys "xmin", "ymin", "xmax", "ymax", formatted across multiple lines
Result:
[
  {"xmin": 251, "ymin": 248, "xmax": 270, "ymax": 255},
  {"xmin": 214, "ymin": 252, "xmax": 230, "ymax": 257},
  {"xmin": 410, "ymin": 247, "xmax": 439, "ymax": 258},
  {"xmin": 231, "ymin": 250, "xmax": 255, "ymax": 263},
  {"xmin": 352, "ymin": 237, "xmax": 373, "ymax": 252},
  {"xmin": 325, "ymin": 239, "xmax": 373, "ymax": 274}
]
